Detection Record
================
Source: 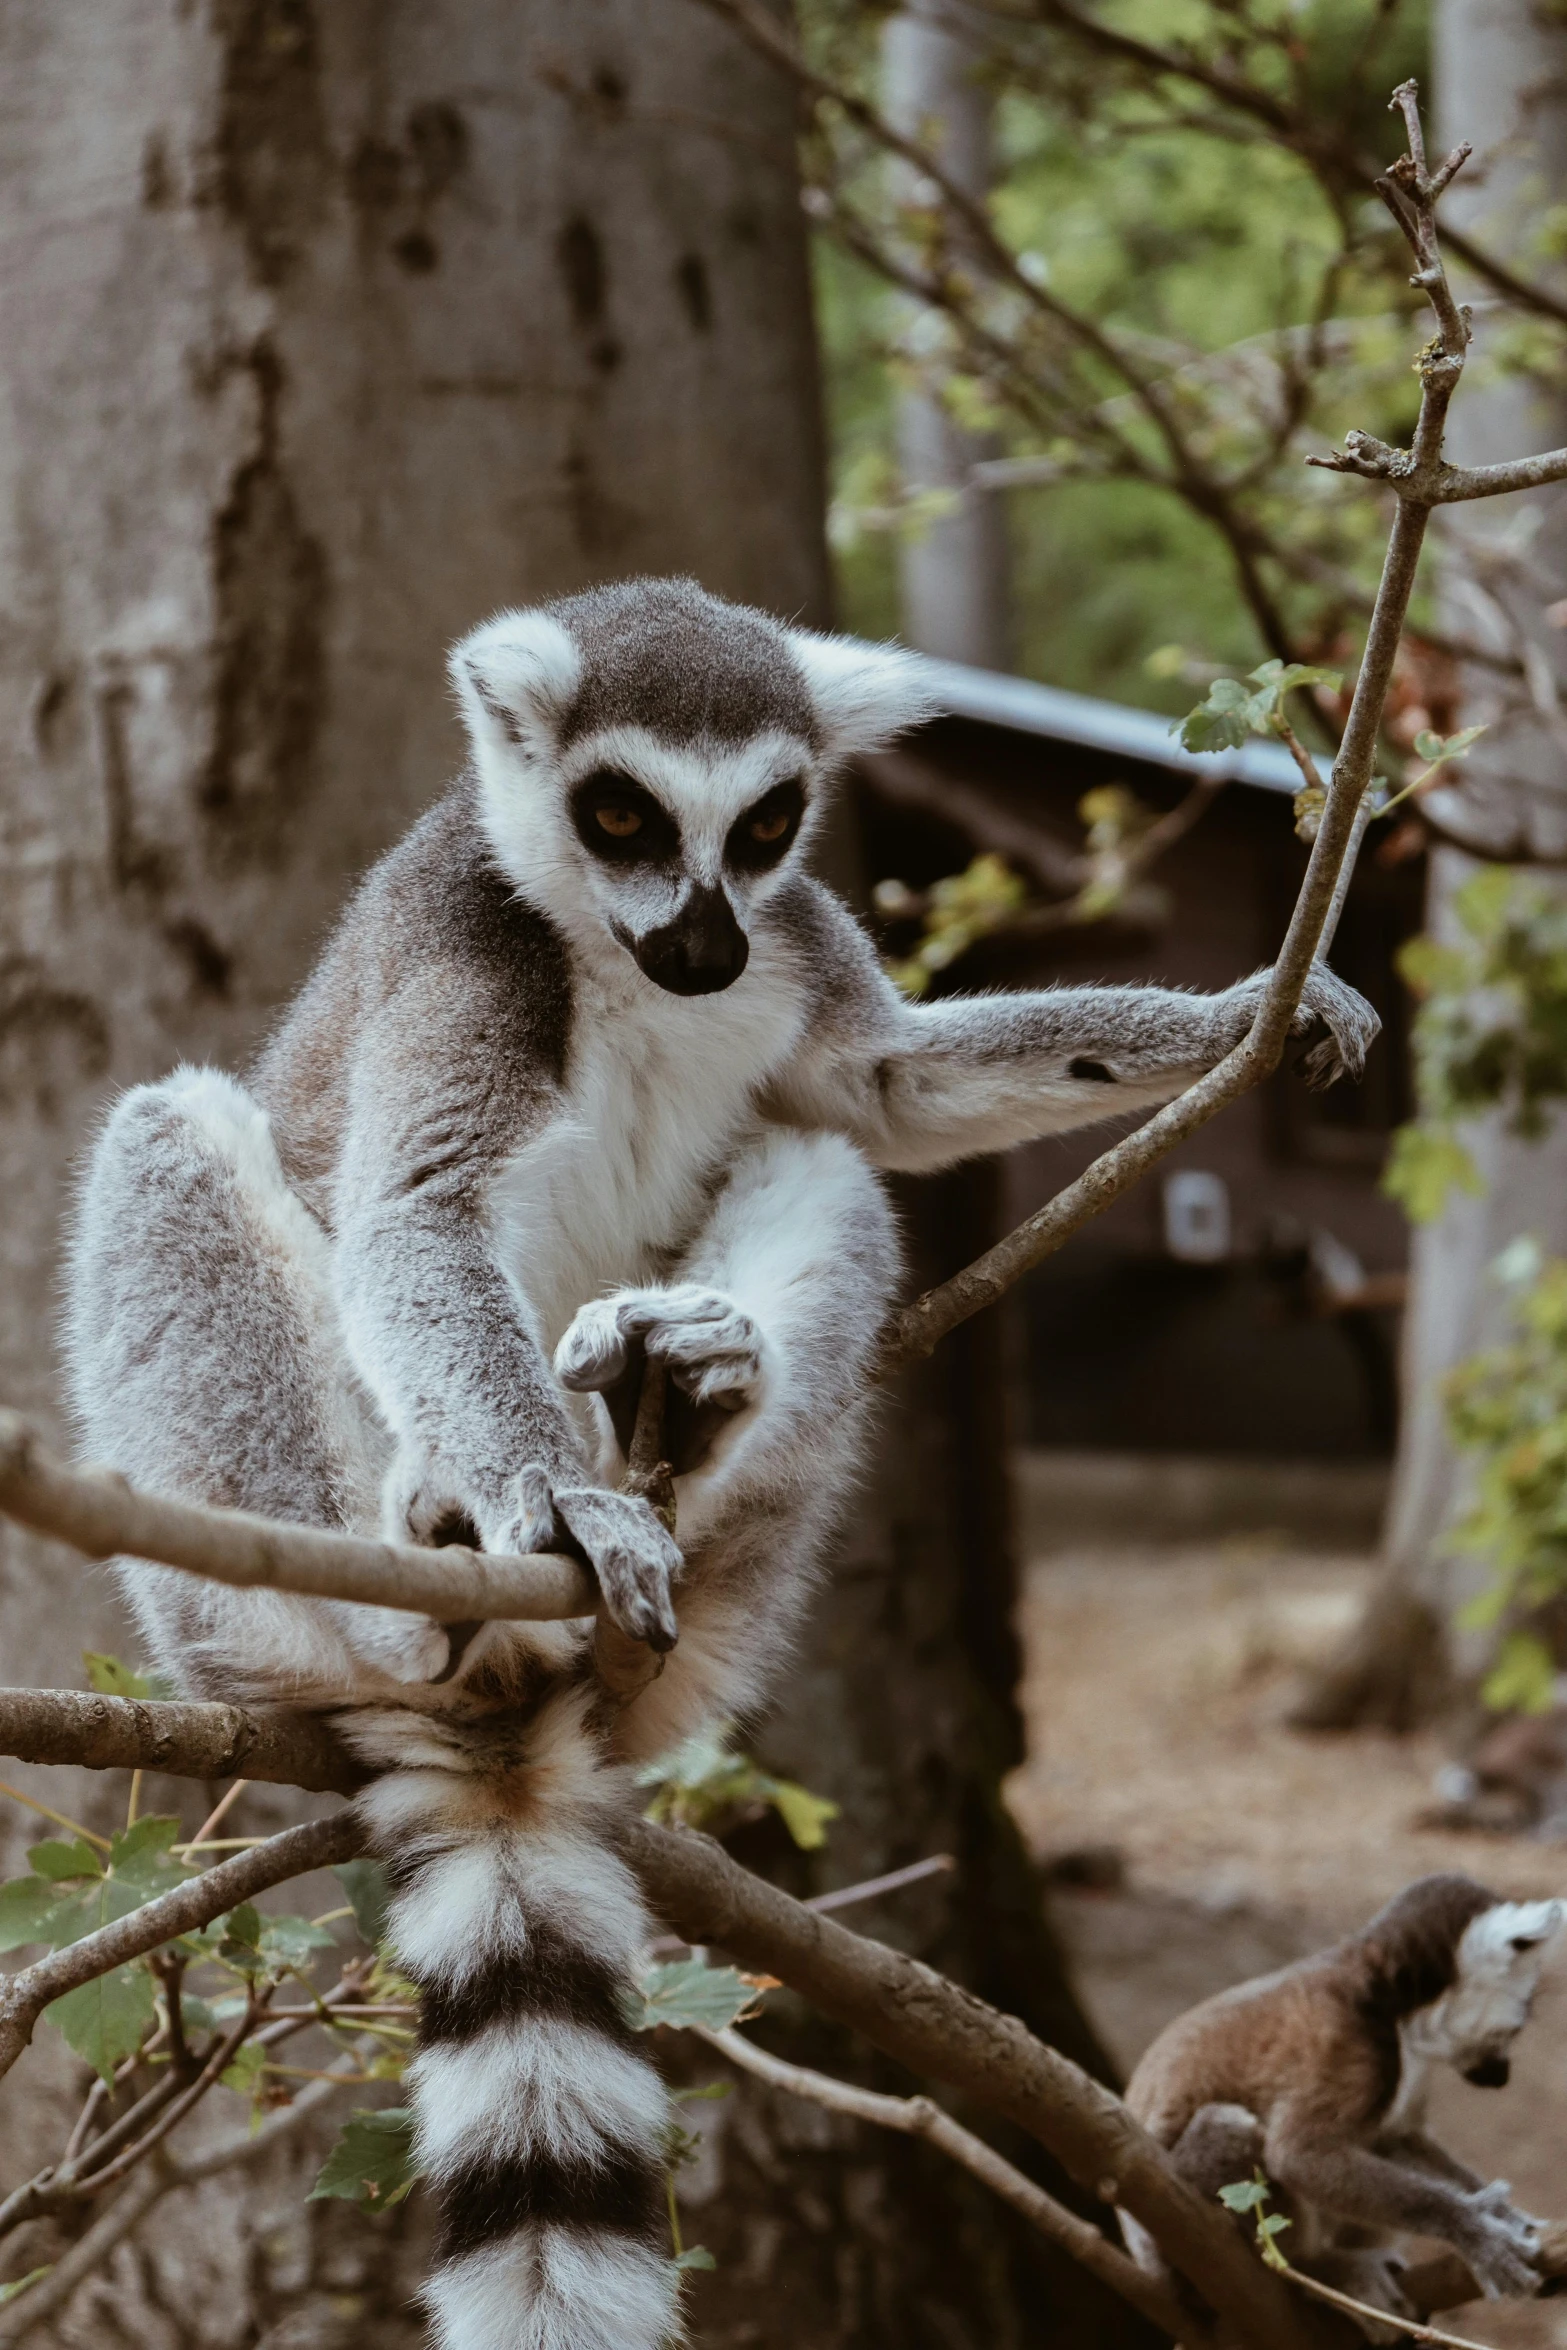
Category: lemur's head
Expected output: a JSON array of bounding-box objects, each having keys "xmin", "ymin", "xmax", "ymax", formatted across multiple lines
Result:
[
  {"xmin": 1367, "ymin": 1874, "xmax": 1565, "ymax": 2089},
  {"xmin": 451, "ymin": 578, "xmax": 933, "ymax": 995}
]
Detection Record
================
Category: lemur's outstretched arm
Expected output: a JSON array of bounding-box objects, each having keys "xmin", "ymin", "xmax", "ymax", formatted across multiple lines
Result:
[
  {"xmin": 768, "ymin": 883, "xmax": 1380, "ymax": 1174},
  {"xmin": 1267, "ymin": 2123, "xmax": 1541, "ymax": 2301},
  {"xmin": 332, "ymin": 971, "xmax": 681, "ymax": 1648}
]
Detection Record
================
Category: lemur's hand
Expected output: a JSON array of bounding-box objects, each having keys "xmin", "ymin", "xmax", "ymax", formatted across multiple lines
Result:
[
  {"xmin": 494, "ymin": 1464, "xmax": 683, "ymax": 1654},
  {"xmin": 1458, "ymin": 2189, "xmax": 1544, "ymax": 2299},
  {"xmin": 555, "ymin": 1282, "xmax": 765, "ymax": 1409},
  {"xmin": 1224, "ymin": 964, "xmax": 1381, "ymax": 1090},
  {"xmin": 1469, "ymin": 2180, "xmax": 1543, "ymax": 2255}
]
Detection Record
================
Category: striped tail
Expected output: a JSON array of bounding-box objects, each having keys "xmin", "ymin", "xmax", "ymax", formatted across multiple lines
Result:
[{"xmin": 352, "ymin": 1695, "xmax": 682, "ymax": 2350}]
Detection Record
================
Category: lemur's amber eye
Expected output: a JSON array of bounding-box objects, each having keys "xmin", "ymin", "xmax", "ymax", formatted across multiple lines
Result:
[
  {"xmin": 596, "ymin": 804, "xmax": 643, "ymax": 839},
  {"xmin": 749, "ymin": 808, "xmax": 791, "ymax": 844}
]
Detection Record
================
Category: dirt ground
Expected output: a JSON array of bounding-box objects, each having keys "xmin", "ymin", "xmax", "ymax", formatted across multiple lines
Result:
[{"xmin": 1007, "ymin": 1531, "xmax": 1567, "ymax": 2346}]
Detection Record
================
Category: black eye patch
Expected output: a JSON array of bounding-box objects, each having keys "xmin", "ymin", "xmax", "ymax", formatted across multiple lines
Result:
[
  {"xmin": 570, "ymin": 770, "xmax": 680, "ymax": 865},
  {"xmin": 726, "ymin": 777, "xmax": 805, "ymax": 873}
]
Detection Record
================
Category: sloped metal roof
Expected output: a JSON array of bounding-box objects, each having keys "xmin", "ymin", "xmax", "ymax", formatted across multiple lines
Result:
[{"xmin": 912, "ymin": 653, "xmax": 1303, "ymax": 797}]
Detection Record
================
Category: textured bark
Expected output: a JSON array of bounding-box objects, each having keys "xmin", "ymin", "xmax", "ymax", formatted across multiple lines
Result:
[
  {"xmin": 1302, "ymin": 0, "xmax": 1567, "ymax": 1728},
  {"xmin": 0, "ymin": 8, "xmax": 1129, "ymax": 2344},
  {"xmin": 0, "ymin": 3, "xmax": 828, "ymax": 2336},
  {"xmin": 883, "ymin": 0, "xmax": 1012, "ymax": 669}
]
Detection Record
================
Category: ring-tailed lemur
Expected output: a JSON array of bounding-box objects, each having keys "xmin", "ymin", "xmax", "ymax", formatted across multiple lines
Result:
[
  {"xmin": 1123, "ymin": 1874, "xmax": 1565, "ymax": 2334},
  {"xmin": 65, "ymin": 577, "xmax": 1379, "ymax": 2350}
]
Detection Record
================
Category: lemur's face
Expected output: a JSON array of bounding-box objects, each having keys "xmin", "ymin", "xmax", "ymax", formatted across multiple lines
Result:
[
  {"xmin": 1405, "ymin": 1897, "xmax": 1565, "ymax": 2087},
  {"xmin": 452, "ymin": 578, "xmax": 932, "ymax": 993},
  {"xmin": 557, "ymin": 725, "xmax": 813, "ymax": 996}
]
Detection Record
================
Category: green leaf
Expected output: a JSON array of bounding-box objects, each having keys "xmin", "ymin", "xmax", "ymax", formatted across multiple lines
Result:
[
  {"xmin": 220, "ymin": 2040, "xmax": 267, "ymax": 2095},
  {"xmin": 1218, "ymin": 2177, "xmax": 1270, "ymax": 2213},
  {"xmin": 1412, "ymin": 723, "xmax": 1485, "ymax": 766},
  {"xmin": 769, "ymin": 1782, "xmax": 840, "ymax": 1852},
  {"xmin": 105, "ymin": 1817, "xmax": 186, "ymax": 1903},
  {"xmin": 1482, "ymin": 1631, "xmax": 1557, "ymax": 1715},
  {"xmin": 672, "ymin": 2246, "xmax": 717, "ymax": 2272},
  {"xmin": 82, "ymin": 1651, "xmax": 154, "ymax": 1699},
  {"xmin": 259, "ymin": 1913, "xmax": 338, "ymax": 1974},
  {"xmin": 179, "ymin": 1990, "xmax": 218, "ymax": 2034},
  {"xmin": 334, "ymin": 1858, "xmax": 393, "ymax": 1950},
  {"xmin": 25, "ymin": 1839, "xmax": 104, "ymax": 1884},
  {"xmin": 0, "ymin": 1877, "xmax": 68, "ymax": 1952},
  {"xmin": 309, "ymin": 2108, "xmax": 420, "ymax": 2209},
  {"xmin": 47, "ymin": 1961, "xmax": 157, "ymax": 2084},
  {"xmin": 0, "ymin": 2270, "xmax": 51, "ymax": 2308},
  {"xmin": 1176, "ymin": 678, "xmax": 1254, "ymax": 754},
  {"xmin": 224, "ymin": 1902, "xmax": 262, "ymax": 1949},
  {"xmin": 1382, "ymin": 1126, "xmax": 1484, "ymax": 1224},
  {"xmin": 634, "ymin": 1960, "xmax": 771, "ymax": 2033}
]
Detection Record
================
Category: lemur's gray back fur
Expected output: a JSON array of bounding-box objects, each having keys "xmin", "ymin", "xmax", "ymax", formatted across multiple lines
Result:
[{"xmin": 65, "ymin": 576, "xmax": 1381, "ymax": 2350}]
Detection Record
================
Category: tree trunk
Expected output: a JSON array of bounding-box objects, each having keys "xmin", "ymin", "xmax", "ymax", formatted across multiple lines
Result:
[
  {"xmin": 0, "ymin": 7, "xmax": 1121, "ymax": 2343},
  {"xmin": 883, "ymin": 0, "xmax": 1011, "ymax": 670},
  {"xmin": 0, "ymin": 2, "xmax": 826, "ymax": 2334},
  {"xmin": 1293, "ymin": 0, "xmax": 1567, "ymax": 1732}
]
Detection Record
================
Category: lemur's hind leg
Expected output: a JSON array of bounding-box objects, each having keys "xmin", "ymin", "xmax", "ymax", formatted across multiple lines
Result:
[
  {"xmin": 66, "ymin": 1066, "xmax": 444, "ymax": 1702},
  {"xmin": 555, "ymin": 1127, "xmax": 899, "ymax": 1753}
]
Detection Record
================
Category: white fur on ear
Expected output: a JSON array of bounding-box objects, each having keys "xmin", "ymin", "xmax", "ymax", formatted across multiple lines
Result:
[
  {"xmin": 450, "ymin": 608, "xmax": 583, "ymax": 760},
  {"xmin": 788, "ymin": 628, "xmax": 939, "ymax": 758}
]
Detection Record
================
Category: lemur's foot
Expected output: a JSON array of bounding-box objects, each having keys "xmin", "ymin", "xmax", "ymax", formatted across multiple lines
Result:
[
  {"xmin": 556, "ymin": 1282, "xmax": 765, "ymax": 1409},
  {"xmin": 497, "ymin": 1464, "xmax": 682, "ymax": 1653}
]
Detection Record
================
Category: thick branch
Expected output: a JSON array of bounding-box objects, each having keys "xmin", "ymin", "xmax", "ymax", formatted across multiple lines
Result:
[
  {"xmin": 629, "ymin": 1820, "xmax": 1341, "ymax": 2349},
  {"xmin": 0, "ymin": 1410, "xmax": 595, "ymax": 1625},
  {"xmin": 0, "ymin": 1811, "xmax": 361, "ymax": 2083},
  {"xmin": 0, "ymin": 1685, "xmax": 357, "ymax": 1793},
  {"xmin": 0, "ymin": 1689, "xmax": 1333, "ymax": 2347},
  {"xmin": 696, "ymin": 2024, "xmax": 1191, "ymax": 2339}
]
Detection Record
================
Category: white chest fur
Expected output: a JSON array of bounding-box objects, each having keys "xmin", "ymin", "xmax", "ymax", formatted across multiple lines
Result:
[{"xmin": 489, "ymin": 940, "xmax": 806, "ymax": 1352}]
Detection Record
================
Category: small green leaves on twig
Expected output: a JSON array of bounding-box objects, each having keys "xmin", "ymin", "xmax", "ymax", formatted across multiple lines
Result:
[
  {"xmin": 1378, "ymin": 722, "xmax": 1486, "ymax": 819},
  {"xmin": 638, "ymin": 1725, "xmax": 839, "ymax": 1851},
  {"xmin": 1218, "ymin": 2171, "xmax": 1292, "ymax": 2270},
  {"xmin": 309, "ymin": 2107, "xmax": 419, "ymax": 2209},
  {"xmin": 81, "ymin": 1653, "xmax": 165, "ymax": 1701},
  {"xmin": 1447, "ymin": 1246, "xmax": 1567, "ymax": 1715},
  {"xmin": 1176, "ymin": 661, "xmax": 1341, "ymax": 755},
  {"xmin": 633, "ymin": 1959, "xmax": 777, "ymax": 2034},
  {"xmin": 878, "ymin": 854, "xmax": 1028, "ymax": 996},
  {"xmin": 1384, "ymin": 868, "xmax": 1567, "ymax": 1224}
]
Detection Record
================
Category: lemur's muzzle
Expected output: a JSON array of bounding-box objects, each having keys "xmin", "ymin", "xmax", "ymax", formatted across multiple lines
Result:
[{"xmin": 635, "ymin": 884, "xmax": 749, "ymax": 996}]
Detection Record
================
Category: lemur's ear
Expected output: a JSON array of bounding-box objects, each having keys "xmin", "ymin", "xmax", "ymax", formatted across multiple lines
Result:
[
  {"xmin": 788, "ymin": 628, "xmax": 939, "ymax": 759},
  {"xmin": 450, "ymin": 609, "xmax": 582, "ymax": 761},
  {"xmin": 1498, "ymin": 1897, "xmax": 1566, "ymax": 1954}
]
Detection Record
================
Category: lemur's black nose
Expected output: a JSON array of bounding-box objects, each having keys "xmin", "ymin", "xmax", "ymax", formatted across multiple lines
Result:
[
  {"xmin": 1463, "ymin": 2054, "xmax": 1510, "ymax": 2088},
  {"xmin": 635, "ymin": 885, "xmax": 749, "ymax": 996}
]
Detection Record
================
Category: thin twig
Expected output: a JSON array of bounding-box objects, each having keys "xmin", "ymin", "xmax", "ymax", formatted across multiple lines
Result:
[
  {"xmin": 1276, "ymin": 2255, "xmax": 1492, "ymax": 2349},
  {"xmin": 650, "ymin": 1851, "xmax": 956, "ymax": 1953},
  {"xmin": 0, "ymin": 2043, "xmax": 376, "ymax": 2347},
  {"xmin": 0, "ymin": 1811, "xmax": 360, "ymax": 2084},
  {"xmin": 188, "ymin": 1779, "xmax": 248, "ymax": 1849},
  {"xmin": 694, "ymin": 2023, "xmax": 1191, "ymax": 2340}
]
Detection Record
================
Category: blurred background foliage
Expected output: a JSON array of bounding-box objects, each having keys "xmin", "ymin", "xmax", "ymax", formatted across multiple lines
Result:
[{"xmin": 811, "ymin": 0, "xmax": 1440, "ymax": 704}]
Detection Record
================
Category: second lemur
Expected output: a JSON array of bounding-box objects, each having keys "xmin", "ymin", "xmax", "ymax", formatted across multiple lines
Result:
[
  {"xmin": 1124, "ymin": 1873, "xmax": 1565, "ymax": 2332},
  {"xmin": 66, "ymin": 577, "xmax": 1379, "ymax": 2350}
]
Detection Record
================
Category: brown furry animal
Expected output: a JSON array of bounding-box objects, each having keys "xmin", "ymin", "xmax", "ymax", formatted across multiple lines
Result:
[{"xmin": 1123, "ymin": 1874, "xmax": 1564, "ymax": 2332}]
